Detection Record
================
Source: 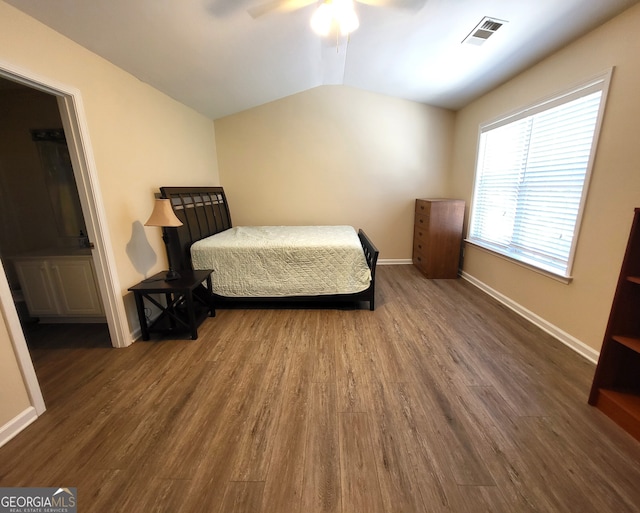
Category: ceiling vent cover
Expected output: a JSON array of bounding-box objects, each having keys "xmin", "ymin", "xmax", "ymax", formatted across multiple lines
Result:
[{"xmin": 463, "ymin": 17, "xmax": 507, "ymax": 46}]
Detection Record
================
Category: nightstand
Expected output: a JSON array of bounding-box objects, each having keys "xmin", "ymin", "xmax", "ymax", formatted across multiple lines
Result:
[{"xmin": 128, "ymin": 269, "xmax": 215, "ymax": 340}]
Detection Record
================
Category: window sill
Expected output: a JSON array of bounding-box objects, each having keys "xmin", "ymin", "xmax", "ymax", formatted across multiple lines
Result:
[{"xmin": 464, "ymin": 239, "xmax": 574, "ymax": 285}]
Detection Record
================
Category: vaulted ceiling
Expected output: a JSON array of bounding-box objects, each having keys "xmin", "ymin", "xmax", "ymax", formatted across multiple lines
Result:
[{"xmin": 5, "ymin": 0, "xmax": 639, "ymax": 119}]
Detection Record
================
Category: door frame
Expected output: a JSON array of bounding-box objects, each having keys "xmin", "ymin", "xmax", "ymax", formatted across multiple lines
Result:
[{"xmin": 0, "ymin": 62, "xmax": 131, "ymax": 413}]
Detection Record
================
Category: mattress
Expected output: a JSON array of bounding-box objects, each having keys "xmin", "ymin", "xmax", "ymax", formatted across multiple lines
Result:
[{"xmin": 190, "ymin": 225, "xmax": 372, "ymax": 297}]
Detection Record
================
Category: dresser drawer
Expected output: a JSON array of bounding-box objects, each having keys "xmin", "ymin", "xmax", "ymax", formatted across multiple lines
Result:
[
  {"xmin": 415, "ymin": 212, "xmax": 430, "ymax": 230},
  {"xmin": 413, "ymin": 229, "xmax": 429, "ymax": 255},
  {"xmin": 414, "ymin": 224, "xmax": 429, "ymax": 243},
  {"xmin": 415, "ymin": 199, "xmax": 432, "ymax": 216},
  {"xmin": 412, "ymin": 251, "xmax": 430, "ymax": 273},
  {"xmin": 413, "ymin": 240, "xmax": 428, "ymax": 257}
]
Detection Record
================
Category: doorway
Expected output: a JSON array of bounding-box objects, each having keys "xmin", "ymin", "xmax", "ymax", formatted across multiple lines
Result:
[
  {"xmin": 0, "ymin": 65, "xmax": 130, "ymax": 420},
  {"xmin": 0, "ymin": 78, "xmax": 109, "ymax": 347}
]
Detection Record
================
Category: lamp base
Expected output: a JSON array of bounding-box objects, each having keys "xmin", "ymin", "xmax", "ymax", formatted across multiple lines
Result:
[{"xmin": 164, "ymin": 269, "xmax": 181, "ymax": 281}]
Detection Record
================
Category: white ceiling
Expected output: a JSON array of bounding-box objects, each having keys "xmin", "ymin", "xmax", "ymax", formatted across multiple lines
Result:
[{"xmin": 5, "ymin": 0, "xmax": 639, "ymax": 119}]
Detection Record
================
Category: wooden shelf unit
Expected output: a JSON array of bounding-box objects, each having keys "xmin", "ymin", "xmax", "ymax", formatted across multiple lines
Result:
[{"xmin": 589, "ymin": 208, "xmax": 640, "ymax": 441}]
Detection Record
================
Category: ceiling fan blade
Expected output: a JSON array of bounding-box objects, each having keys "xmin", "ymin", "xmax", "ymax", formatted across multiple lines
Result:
[{"xmin": 248, "ymin": 0, "xmax": 317, "ymax": 19}]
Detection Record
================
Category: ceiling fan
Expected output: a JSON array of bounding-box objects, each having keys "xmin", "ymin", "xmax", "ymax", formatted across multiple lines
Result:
[{"xmin": 248, "ymin": 0, "xmax": 427, "ymax": 36}]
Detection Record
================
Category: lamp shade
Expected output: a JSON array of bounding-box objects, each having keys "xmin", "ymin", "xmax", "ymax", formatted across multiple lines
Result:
[{"xmin": 144, "ymin": 199, "xmax": 183, "ymax": 227}]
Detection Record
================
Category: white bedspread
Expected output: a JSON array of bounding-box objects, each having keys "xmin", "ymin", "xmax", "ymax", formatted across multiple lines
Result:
[{"xmin": 190, "ymin": 226, "xmax": 371, "ymax": 297}]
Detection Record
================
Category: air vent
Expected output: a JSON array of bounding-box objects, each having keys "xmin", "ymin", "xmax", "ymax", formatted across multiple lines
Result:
[{"xmin": 462, "ymin": 17, "xmax": 507, "ymax": 46}]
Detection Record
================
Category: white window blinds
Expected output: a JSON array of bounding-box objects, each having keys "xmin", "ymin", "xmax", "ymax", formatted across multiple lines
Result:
[{"xmin": 468, "ymin": 72, "xmax": 610, "ymax": 278}]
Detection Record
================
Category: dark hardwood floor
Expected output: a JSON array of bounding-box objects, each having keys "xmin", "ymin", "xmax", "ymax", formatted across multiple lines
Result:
[{"xmin": 1, "ymin": 265, "xmax": 639, "ymax": 512}]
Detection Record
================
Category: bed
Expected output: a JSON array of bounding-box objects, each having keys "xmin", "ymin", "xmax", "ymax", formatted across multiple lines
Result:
[{"xmin": 158, "ymin": 186, "xmax": 379, "ymax": 310}]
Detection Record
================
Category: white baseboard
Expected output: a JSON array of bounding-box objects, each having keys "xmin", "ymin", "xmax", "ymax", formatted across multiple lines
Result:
[
  {"xmin": 0, "ymin": 407, "xmax": 38, "ymax": 448},
  {"xmin": 379, "ymin": 259, "xmax": 413, "ymax": 265},
  {"xmin": 461, "ymin": 271, "xmax": 599, "ymax": 364}
]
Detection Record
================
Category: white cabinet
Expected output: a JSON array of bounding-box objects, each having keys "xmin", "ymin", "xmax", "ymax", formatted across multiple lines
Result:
[
  {"xmin": 13, "ymin": 259, "xmax": 59, "ymax": 316},
  {"xmin": 14, "ymin": 254, "xmax": 104, "ymax": 319}
]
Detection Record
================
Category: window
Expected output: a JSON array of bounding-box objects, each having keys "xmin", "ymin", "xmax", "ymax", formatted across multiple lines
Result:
[{"xmin": 468, "ymin": 71, "xmax": 611, "ymax": 279}]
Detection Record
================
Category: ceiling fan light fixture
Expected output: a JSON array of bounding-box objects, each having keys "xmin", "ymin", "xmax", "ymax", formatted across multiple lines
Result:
[
  {"xmin": 337, "ymin": 4, "xmax": 359, "ymax": 35},
  {"xmin": 310, "ymin": 2, "xmax": 333, "ymax": 36},
  {"xmin": 310, "ymin": 0, "xmax": 359, "ymax": 37}
]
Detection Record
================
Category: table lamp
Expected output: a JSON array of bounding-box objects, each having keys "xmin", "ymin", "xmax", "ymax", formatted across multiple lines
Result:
[{"xmin": 144, "ymin": 198, "xmax": 183, "ymax": 280}]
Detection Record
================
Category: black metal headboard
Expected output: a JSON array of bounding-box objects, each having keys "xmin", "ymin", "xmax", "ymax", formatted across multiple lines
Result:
[{"xmin": 159, "ymin": 186, "xmax": 232, "ymax": 271}]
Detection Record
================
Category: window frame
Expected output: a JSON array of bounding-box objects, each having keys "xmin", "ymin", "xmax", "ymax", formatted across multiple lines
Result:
[{"xmin": 466, "ymin": 69, "xmax": 613, "ymax": 282}]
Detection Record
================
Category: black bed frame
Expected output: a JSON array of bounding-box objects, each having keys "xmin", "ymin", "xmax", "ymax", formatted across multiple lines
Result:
[{"xmin": 158, "ymin": 186, "xmax": 379, "ymax": 310}]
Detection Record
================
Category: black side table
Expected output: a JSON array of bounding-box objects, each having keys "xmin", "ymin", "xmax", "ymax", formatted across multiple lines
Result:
[{"xmin": 128, "ymin": 269, "xmax": 215, "ymax": 340}]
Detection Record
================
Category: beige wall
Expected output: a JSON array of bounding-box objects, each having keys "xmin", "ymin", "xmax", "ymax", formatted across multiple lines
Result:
[
  {"xmin": 0, "ymin": 1, "xmax": 219, "ymax": 427},
  {"xmin": 0, "ymin": 310, "xmax": 31, "ymax": 427},
  {"xmin": 215, "ymin": 85, "xmax": 455, "ymax": 259},
  {"xmin": 450, "ymin": 3, "xmax": 640, "ymax": 353}
]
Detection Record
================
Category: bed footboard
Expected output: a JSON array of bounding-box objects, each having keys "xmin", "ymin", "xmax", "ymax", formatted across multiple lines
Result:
[{"xmin": 358, "ymin": 229, "xmax": 379, "ymax": 310}]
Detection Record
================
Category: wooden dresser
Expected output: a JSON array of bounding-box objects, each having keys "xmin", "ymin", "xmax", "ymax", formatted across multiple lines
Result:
[{"xmin": 413, "ymin": 199, "xmax": 465, "ymax": 279}]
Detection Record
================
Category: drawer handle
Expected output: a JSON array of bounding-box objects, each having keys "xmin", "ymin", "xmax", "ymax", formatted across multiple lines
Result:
[
  {"xmin": 418, "ymin": 244, "xmax": 422, "ymax": 250},
  {"xmin": 420, "ymin": 205, "xmax": 424, "ymax": 210},
  {"xmin": 419, "ymin": 218, "xmax": 424, "ymax": 223},
  {"xmin": 417, "ymin": 256, "xmax": 422, "ymax": 262}
]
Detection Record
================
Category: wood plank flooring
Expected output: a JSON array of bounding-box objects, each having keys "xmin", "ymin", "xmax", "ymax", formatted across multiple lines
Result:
[{"xmin": 1, "ymin": 264, "xmax": 640, "ymax": 512}]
